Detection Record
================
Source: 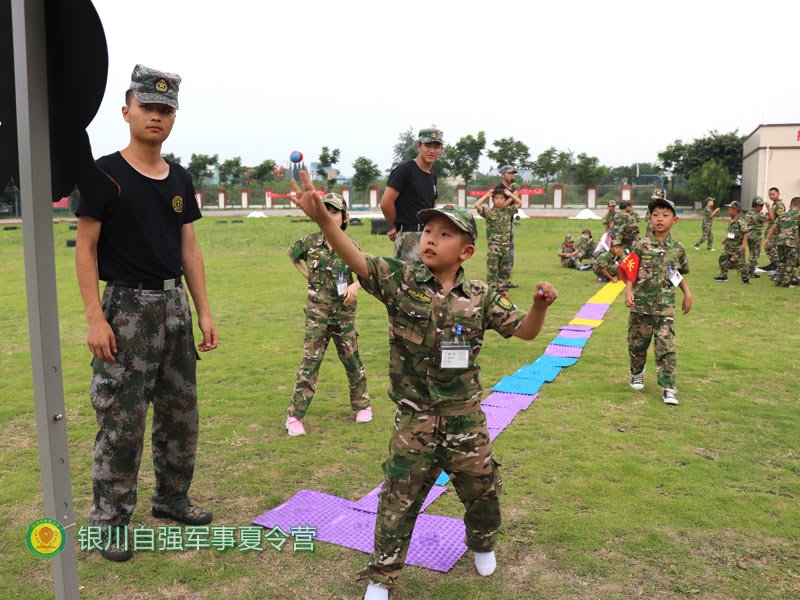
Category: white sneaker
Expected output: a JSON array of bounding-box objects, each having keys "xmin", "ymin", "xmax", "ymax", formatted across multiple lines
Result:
[
  {"xmin": 662, "ymin": 388, "xmax": 678, "ymax": 405},
  {"xmin": 364, "ymin": 583, "xmax": 388, "ymax": 600},
  {"xmin": 474, "ymin": 551, "xmax": 497, "ymax": 576},
  {"xmin": 709, "ymin": 248, "xmax": 716, "ymax": 251},
  {"xmin": 693, "ymin": 245, "xmax": 700, "ymax": 251},
  {"xmin": 630, "ymin": 368, "xmax": 645, "ymax": 390},
  {"xmin": 754, "ymin": 267, "xmax": 767, "ymax": 273}
]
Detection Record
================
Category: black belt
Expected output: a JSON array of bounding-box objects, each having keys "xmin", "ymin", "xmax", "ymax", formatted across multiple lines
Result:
[
  {"xmin": 107, "ymin": 277, "xmax": 182, "ymax": 291},
  {"xmin": 397, "ymin": 223, "xmax": 424, "ymax": 232}
]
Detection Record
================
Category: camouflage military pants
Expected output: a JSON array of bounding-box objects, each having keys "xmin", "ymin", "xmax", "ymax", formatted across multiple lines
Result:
[
  {"xmin": 593, "ymin": 262, "xmax": 618, "ymax": 280},
  {"xmin": 509, "ymin": 224, "xmax": 515, "ymax": 274},
  {"xmin": 696, "ymin": 221, "xmax": 713, "ymax": 249},
  {"xmin": 393, "ymin": 231, "xmax": 422, "ymax": 265},
  {"xmin": 289, "ymin": 313, "xmax": 369, "ymax": 419},
  {"xmin": 775, "ymin": 245, "xmax": 799, "ymax": 286},
  {"xmin": 361, "ymin": 409, "xmax": 502, "ymax": 587},
  {"xmin": 628, "ymin": 312, "xmax": 677, "ymax": 389},
  {"xmin": 89, "ymin": 284, "xmax": 199, "ymax": 526},
  {"xmin": 561, "ymin": 257, "xmax": 577, "ymax": 268},
  {"xmin": 487, "ymin": 240, "xmax": 512, "ymax": 292},
  {"xmin": 719, "ymin": 246, "xmax": 746, "ymax": 280},
  {"xmin": 765, "ymin": 237, "xmax": 781, "ymax": 265},
  {"xmin": 747, "ymin": 237, "xmax": 762, "ymax": 276}
]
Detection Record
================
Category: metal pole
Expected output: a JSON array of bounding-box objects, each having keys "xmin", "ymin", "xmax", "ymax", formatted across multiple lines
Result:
[{"xmin": 12, "ymin": 0, "xmax": 80, "ymax": 598}]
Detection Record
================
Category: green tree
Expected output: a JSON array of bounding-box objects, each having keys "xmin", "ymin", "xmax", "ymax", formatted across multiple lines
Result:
[
  {"xmin": 686, "ymin": 159, "xmax": 735, "ymax": 204},
  {"xmin": 316, "ymin": 146, "xmax": 341, "ymax": 190},
  {"xmin": 658, "ymin": 131, "xmax": 743, "ymax": 180},
  {"xmin": 530, "ymin": 146, "xmax": 572, "ymax": 189},
  {"xmin": 218, "ymin": 156, "xmax": 248, "ymax": 187},
  {"xmin": 249, "ymin": 159, "xmax": 277, "ymax": 185},
  {"xmin": 186, "ymin": 153, "xmax": 218, "ymax": 185},
  {"xmin": 390, "ymin": 127, "xmax": 418, "ymax": 171},
  {"xmin": 162, "ymin": 152, "xmax": 181, "ymax": 165},
  {"xmin": 443, "ymin": 131, "xmax": 486, "ymax": 187},
  {"xmin": 351, "ymin": 156, "xmax": 382, "ymax": 192},
  {"xmin": 569, "ymin": 153, "xmax": 607, "ymax": 188},
  {"xmin": 487, "ymin": 137, "xmax": 530, "ymax": 169}
]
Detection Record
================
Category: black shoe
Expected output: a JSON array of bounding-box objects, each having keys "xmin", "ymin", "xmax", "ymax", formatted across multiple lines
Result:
[
  {"xmin": 713, "ymin": 276, "xmax": 728, "ymax": 282},
  {"xmin": 98, "ymin": 526, "xmax": 133, "ymax": 562},
  {"xmin": 742, "ymin": 279, "xmax": 750, "ymax": 285},
  {"xmin": 152, "ymin": 502, "xmax": 213, "ymax": 526},
  {"xmin": 763, "ymin": 264, "xmax": 777, "ymax": 272},
  {"xmin": 782, "ymin": 283, "xmax": 790, "ymax": 288},
  {"xmin": 751, "ymin": 273, "xmax": 760, "ymax": 278}
]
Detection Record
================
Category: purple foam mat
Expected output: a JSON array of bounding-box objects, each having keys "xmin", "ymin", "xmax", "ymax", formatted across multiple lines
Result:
[
  {"xmin": 573, "ymin": 303, "xmax": 611, "ymax": 320},
  {"xmin": 488, "ymin": 427, "xmax": 504, "ymax": 441},
  {"xmin": 559, "ymin": 324, "xmax": 594, "ymax": 332},
  {"xmin": 252, "ymin": 489, "xmax": 354, "ymax": 536},
  {"xmin": 482, "ymin": 404, "xmax": 522, "ymax": 433},
  {"xmin": 534, "ymin": 355, "xmax": 579, "ymax": 368},
  {"xmin": 556, "ymin": 328, "xmax": 593, "ymax": 339},
  {"xmin": 513, "ymin": 364, "xmax": 562, "ymax": 382},
  {"xmin": 550, "ymin": 336, "xmax": 589, "ymax": 348},
  {"xmin": 406, "ymin": 513, "xmax": 468, "ymax": 572},
  {"xmin": 482, "ymin": 391, "xmax": 537, "ymax": 411},
  {"xmin": 491, "ymin": 375, "xmax": 545, "ymax": 395},
  {"xmin": 350, "ymin": 483, "xmax": 447, "ymax": 514},
  {"xmin": 545, "ymin": 344, "xmax": 583, "ymax": 358}
]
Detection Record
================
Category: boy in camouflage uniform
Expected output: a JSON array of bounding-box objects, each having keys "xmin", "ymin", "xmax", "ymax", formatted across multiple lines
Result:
[
  {"xmin": 714, "ymin": 201, "xmax": 749, "ymax": 284},
  {"xmin": 289, "ymin": 171, "xmax": 557, "ymax": 600},
  {"xmin": 610, "ymin": 200, "xmax": 639, "ymax": 252},
  {"xmin": 693, "ymin": 197, "xmax": 720, "ymax": 250},
  {"xmin": 286, "ymin": 192, "xmax": 371, "ymax": 436},
  {"xmin": 592, "ymin": 237, "xmax": 624, "ymax": 282},
  {"xmin": 765, "ymin": 196, "xmax": 800, "ymax": 287},
  {"xmin": 558, "ymin": 234, "xmax": 580, "ymax": 268},
  {"xmin": 623, "ymin": 196, "xmax": 692, "ymax": 406},
  {"xmin": 760, "ymin": 187, "xmax": 786, "ymax": 271},
  {"xmin": 575, "ymin": 228, "xmax": 595, "ymax": 267},
  {"xmin": 743, "ymin": 197, "xmax": 771, "ymax": 278},
  {"xmin": 603, "ymin": 199, "xmax": 617, "ymax": 232},
  {"xmin": 474, "ymin": 187, "xmax": 521, "ymax": 293}
]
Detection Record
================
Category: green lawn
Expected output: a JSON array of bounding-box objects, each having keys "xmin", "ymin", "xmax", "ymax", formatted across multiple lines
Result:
[{"xmin": 0, "ymin": 215, "xmax": 798, "ymax": 599}]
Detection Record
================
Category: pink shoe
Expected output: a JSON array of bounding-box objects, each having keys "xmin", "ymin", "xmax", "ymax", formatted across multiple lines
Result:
[
  {"xmin": 285, "ymin": 416, "xmax": 306, "ymax": 436},
  {"xmin": 355, "ymin": 407, "xmax": 372, "ymax": 423}
]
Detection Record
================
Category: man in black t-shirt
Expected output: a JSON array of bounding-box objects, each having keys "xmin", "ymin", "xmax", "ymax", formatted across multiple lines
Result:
[
  {"xmin": 75, "ymin": 65, "xmax": 218, "ymax": 562},
  {"xmin": 381, "ymin": 128, "xmax": 443, "ymax": 263},
  {"xmin": 495, "ymin": 165, "xmax": 522, "ymax": 287}
]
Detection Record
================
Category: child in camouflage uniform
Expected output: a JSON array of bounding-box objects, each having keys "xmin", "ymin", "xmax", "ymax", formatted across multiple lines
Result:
[
  {"xmin": 743, "ymin": 197, "xmax": 771, "ymax": 278},
  {"xmin": 575, "ymin": 229, "xmax": 595, "ymax": 268},
  {"xmin": 286, "ymin": 192, "xmax": 370, "ymax": 436},
  {"xmin": 761, "ymin": 187, "xmax": 786, "ymax": 271},
  {"xmin": 603, "ymin": 199, "xmax": 617, "ymax": 232},
  {"xmin": 474, "ymin": 187, "xmax": 521, "ymax": 293},
  {"xmin": 623, "ymin": 196, "xmax": 692, "ymax": 406},
  {"xmin": 289, "ymin": 171, "xmax": 557, "ymax": 600},
  {"xmin": 610, "ymin": 199, "xmax": 639, "ymax": 252},
  {"xmin": 593, "ymin": 237, "xmax": 624, "ymax": 282},
  {"xmin": 714, "ymin": 201, "xmax": 749, "ymax": 284},
  {"xmin": 558, "ymin": 234, "xmax": 580, "ymax": 268},
  {"xmin": 765, "ymin": 196, "xmax": 800, "ymax": 287},
  {"xmin": 693, "ymin": 197, "xmax": 720, "ymax": 251}
]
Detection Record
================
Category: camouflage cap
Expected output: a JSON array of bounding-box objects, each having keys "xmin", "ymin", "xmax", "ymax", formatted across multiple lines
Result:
[
  {"xmin": 648, "ymin": 196, "xmax": 676, "ymax": 215},
  {"xmin": 651, "ymin": 188, "xmax": 666, "ymax": 200},
  {"xmin": 498, "ymin": 165, "xmax": 517, "ymax": 174},
  {"xmin": 607, "ymin": 199, "xmax": 617, "ymax": 207},
  {"xmin": 752, "ymin": 196, "xmax": 765, "ymax": 206},
  {"xmin": 725, "ymin": 200, "xmax": 741, "ymax": 210},
  {"xmin": 609, "ymin": 236, "xmax": 623, "ymax": 246},
  {"xmin": 706, "ymin": 197, "xmax": 715, "ymax": 202},
  {"xmin": 619, "ymin": 199, "xmax": 632, "ymax": 208},
  {"xmin": 129, "ymin": 64, "xmax": 181, "ymax": 109},
  {"xmin": 322, "ymin": 192, "xmax": 347, "ymax": 212},
  {"xmin": 417, "ymin": 204, "xmax": 477, "ymax": 242},
  {"xmin": 418, "ymin": 128, "xmax": 444, "ymax": 144},
  {"xmin": 565, "ymin": 234, "xmax": 575, "ymax": 243}
]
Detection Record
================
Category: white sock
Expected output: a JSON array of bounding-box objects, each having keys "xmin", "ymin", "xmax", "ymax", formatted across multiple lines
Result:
[
  {"xmin": 364, "ymin": 583, "xmax": 388, "ymax": 600},
  {"xmin": 474, "ymin": 550, "xmax": 497, "ymax": 576}
]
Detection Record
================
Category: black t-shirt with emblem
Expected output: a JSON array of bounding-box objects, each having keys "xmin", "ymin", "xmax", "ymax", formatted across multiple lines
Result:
[
  {"xmin": 387, "ymin": 159, "xmax": 438, "ymax": 227},
  {"xmin": 76, "ymin": 151, "xmax": 201, "ymax": 281}
]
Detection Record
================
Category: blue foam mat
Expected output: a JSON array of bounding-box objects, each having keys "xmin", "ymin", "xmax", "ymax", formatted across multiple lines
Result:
[
  {"xmin": 533, "ymin": 355, "xmax": 579, "ymax": 368},
  {"xmin": 513, "ymin": 364, "xmax": 562, "ymax": 382},
  {"xmin": 550, "ymin": 336, "xmax": 589, "ymax": 348},
  {"xmin": 491, "ymin": 375, "xmax": 545, "ymax": 395}
]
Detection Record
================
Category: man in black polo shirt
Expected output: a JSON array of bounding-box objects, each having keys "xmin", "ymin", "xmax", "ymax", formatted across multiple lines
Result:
[
  {"xmin": 380, "ymin": 128, "xmax": 443, "ymax": 263},
  {"xmin": 495, "ymin": 165, "xmax": 522, "ymax": 288},
  {"xmin": 75, "ymin": 64, "xmax": 218, "ymax": 562}
]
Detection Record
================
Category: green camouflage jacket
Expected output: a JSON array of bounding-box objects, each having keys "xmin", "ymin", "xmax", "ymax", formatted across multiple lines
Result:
[
  {"xmin": 610, "ymin": 211, "xmax": 638, "ymax": 242},
  {"xmin": 630, "ymin": 233, "xmax": 689, "ymax": 317},
  {"xmin": 477, "ymin": 204, "xmax": 515, "ymax": 243},
  {"xmin": 575, "ymin": 235, "xmax": 594, "ymax": 259},
  {"xmin": 603, "ymin": 210, "xmax": 615, "ymax": 229},
  {"xmin": 772, "ymin": 208, "xmax": 800, "ymax": 247},
  {"xmin": 594, "ymin": 250, "xmax": 622, "ymax": 277},
  {"xmin": 744, "ymin": 209, "xmax": 768, "ymax": 242},
  {"xmin": 766, "ymin": 201, "xmax": 786, "ymax": 234},
  {"xmin": 359, "ymin": 255, "xmax": 525, "ymax": 415},
  {"xmin": 702, "ymin": 205, "xmax": 715, "ymax": 223},
  {"xmin": 724, "ymin": 217, "xmax": 746, "ymax": 250}
]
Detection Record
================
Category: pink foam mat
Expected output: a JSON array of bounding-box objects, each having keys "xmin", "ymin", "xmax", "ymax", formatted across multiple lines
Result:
[
  {"xmin": 481, "ymin": 391, "xmax": 537, "ymax": 411},
  {"xmin": 559, "ymin": 324, "xmax": 594, "ymax": 332},
  {"xmin": 556, "ymin": 329, "xmax": 593, "ymax": 338},
  {"xmin": 544, "ymin": 344, "xmax": 583, "ymax": 358},
  {"xmin": 573, "ymin": 303, "xmax": 611, "ymax": 320}
]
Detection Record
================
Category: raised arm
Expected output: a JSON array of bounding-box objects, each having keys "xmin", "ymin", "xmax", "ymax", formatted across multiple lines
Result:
[
  {"xmin": 513, "ymin": 282, "xmax": 558, "ymax": 340},
  {"xmin": 474, "ymin": 190, "xmax": 491, "ymax": 210}
]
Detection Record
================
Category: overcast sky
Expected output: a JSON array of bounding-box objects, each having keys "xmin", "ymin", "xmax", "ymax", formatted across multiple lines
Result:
[{"xmin": 87, "ymin": 0, "xmax": 800, "ymax": 176}]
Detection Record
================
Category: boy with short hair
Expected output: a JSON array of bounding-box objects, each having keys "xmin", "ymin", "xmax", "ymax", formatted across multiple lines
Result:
[
  {"xmin": 714, "ymin": 201, "xmax": 749, "ymax": 284},
  {"xmin": 603, "ymin": 200, "xmax": 617, "ymax": 232},
  {"xmin": 693, "ymin": 197, "xmax": 720, "ymax": 251},
  {"xmin": 558, "ymin": 234, "xmax": 580, "ymax": 268},
  {"xmin": 621, "ymin": 196, "xmax": 692, "ymax": 406},
  {"xmin": 289, "ymin": 171, "xmax": 557, "ymax": 600},
  {"xmin": 765, "ymin": 196, "xmax": 800, "ymax": 287},
  {"xmin": 474, "ymin": 186, "xmax": 521, "ymax": 293},
  {"xmin": 743, "ymin": 197, "xmax": 771, "ymax": 278},
  {"xmin": 592, "ymin": 237, "xmax": 624, "ymax": 282},
  {"xmin": 286, "ymin": 192, "xmax": 370, "ymax": 436},
  {"xmin": 761, "ymin": 187, "xmax": 785, "ymax": 271}
]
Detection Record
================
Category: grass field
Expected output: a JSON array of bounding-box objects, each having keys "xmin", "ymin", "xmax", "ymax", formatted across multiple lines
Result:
[{"xmin": 1, "ymin": 215, "xmax": 798, "ymax": 600}]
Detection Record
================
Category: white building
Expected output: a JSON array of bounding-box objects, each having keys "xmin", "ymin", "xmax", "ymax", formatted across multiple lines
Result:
[{"xmin": 741, "ymin": 124, "xmax": 800, "ymax": 210}]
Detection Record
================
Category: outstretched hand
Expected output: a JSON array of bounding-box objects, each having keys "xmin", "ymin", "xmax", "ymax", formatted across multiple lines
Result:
[
  {"xmin": 534, "ymin": 282, "xmax": 558, "ymax": 307},
  {"xmin": 290, "ymin": 171, "xmax": 329, "ymax": 224}
]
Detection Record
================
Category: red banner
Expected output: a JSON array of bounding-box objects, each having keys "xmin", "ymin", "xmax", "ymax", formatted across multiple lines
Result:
[
  {"xmin": 618, "ymin": 252, "xmax": 640, "ymax": 284},
  {"xmin": 468, "ymin": 188, "xmax": 545, "ymax": 196}
]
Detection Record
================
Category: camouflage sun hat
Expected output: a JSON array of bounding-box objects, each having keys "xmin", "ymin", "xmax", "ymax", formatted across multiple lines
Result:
[
  {"xmin": 607, "ymin": 199, "xmax": 617, "ymax": 207},
  {"xmin": 648, "ymin": 196, "xmax": 676, "ymax": 215},
  {"xmin": 417, "ymin": 204, "xmax": 477, "ymax": 242},
  {"xmin": 322, "ymin": 192, "xmax": 347, "ymax": 211},
  {"xmin": 725, "ymin": 200, "xmax": 741, "ymax": 210},
  {"xmin": 565, "ymin": 234, "xmax": 575, "ymax": 243},
  {"xmin": 752, "ymin": 196, "xmax": 765, "ymax": 206},
  {"xmin": 418, "ymin": 128, "xmax": 444, "ymax": 144},
  {"xmin": 128, "ymin": 64, "xmax": 181, "ymax": 109},
  {"xmin": 498, "ymin": 165, "xmax": 517, "ymax": 174},
  {"xmin": 651, "ymin": 188, "xmax": 666, "ymax": 200},
  {"xmin": 706, "ymin": 196, "xmax": 715, "ymax": 202}
]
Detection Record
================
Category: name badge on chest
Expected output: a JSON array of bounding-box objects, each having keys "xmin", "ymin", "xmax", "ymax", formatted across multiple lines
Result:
[
  {"xmin": 668, "ymin": 267, "xmax": 683, "ymax": 287},
  {"xmin": 727, "ymin": 231, "xmax": 735, "ymax": 239},
  {"xmin": 336, "ymin": 271, "xmax": 348, "ymax": 296},
  {"xmin": 441, "ymin": 325, "xmax": 469, "ymax": 369}
]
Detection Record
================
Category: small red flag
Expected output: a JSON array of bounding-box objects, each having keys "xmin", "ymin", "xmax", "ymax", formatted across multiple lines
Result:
[{"xmin": 619, "ymin": 252, "xmax": 640, "ymax": 283}]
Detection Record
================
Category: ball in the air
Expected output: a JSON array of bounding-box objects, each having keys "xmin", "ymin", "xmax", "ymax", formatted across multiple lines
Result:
[{"xmin": 290, "ymin": 151, "xmax": 303, "ymax": 163}]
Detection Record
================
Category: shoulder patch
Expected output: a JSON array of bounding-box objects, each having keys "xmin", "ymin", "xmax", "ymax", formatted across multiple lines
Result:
[
  {"xmin": 308, "ymin": 253, "xmax": 319, "ymax": 260},
  {"xmin": 407, "ymin": 289, "xmax": 432, "ymax": 304},
  {"xmin": 495, "ymin": 294, "xmax": 514, "ymax": 310}
]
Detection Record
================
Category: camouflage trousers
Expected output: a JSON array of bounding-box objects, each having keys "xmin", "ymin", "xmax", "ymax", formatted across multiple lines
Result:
[
  {"xmin": 696, "ymin": 221, "xmax": 713, "ymax": 249},
  {"xmin": 509, "ymin": 224, "xmax": 515, "ymax": 274},
  {"xmin": 561, "ymin": 257, "xmax": 578, "ymax": 268},
  {"xmin": 628, "ymin": 312, "xmax": 677, "ymax": 389},
  {"xmin": 487, "ymin": 239, "xmax": 512, "ymax": 292},
  {"xmin": 747, "ymin": 237, "xmax": 762, "ymax": 276},
  {"xmin": 393, "ymin": 231, "xmax": 422, "ymax": 265},
  {"xmin": 361, "ymin": 409, "xmax": 502, "ymax": 587},
  {"xmin": 592, "ymin": 262, "xmax": 619, "ymax": 280},
  {"xmin": 289, "ymin": 313, "xmax": 369, "ymax": 419},
  {"xmin": 775, "ymin": 245, "xmax": 799, "ymax": 286},
  {"xmin": 90, "ymin": 284, "xmax": 199, "ymax": 526},
  {"xmin": 765, "ymin": 236, "xmax": 781, "ymax": 265},
  {"xmin": 719, "ymin": 246, "xmax": 747, "ymax": 280}
]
